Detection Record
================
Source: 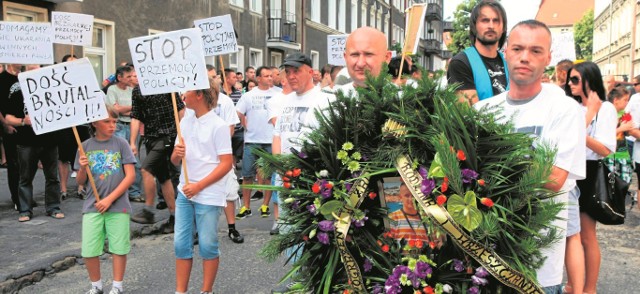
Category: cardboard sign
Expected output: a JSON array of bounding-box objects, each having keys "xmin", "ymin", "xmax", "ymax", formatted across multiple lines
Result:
[
  {"xmin": 128, "ymin": 28, "xmax": 209, "ymax": 95},
  {"xmin": 51, "ymin": 12, "xmax": 94, "ymax": 46},
  {"xmin": 327, "ymin": 35, "xmax": 348, "ymax": 66},
  {"xmin": 550, "ymin": 32, "xmax": 577, "ymax": 67},
  {"xmin": 403, "ymin": 4, "xmax": 428, "ymax": 55},
  {"xmin": 18, "ymin": 58, "xmax": 107, "ymax": 135},
  {"xmin": 194, "ymin": 15, "xmax": 238, "ymax": 56},
  {"xmin": 0, "ymin": 21, "xmax": 54, "ymax": 64}
]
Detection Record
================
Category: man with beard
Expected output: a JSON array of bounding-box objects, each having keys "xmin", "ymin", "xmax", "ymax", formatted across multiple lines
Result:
[{"xmin": 447, "ymin": 0, "xmax": 508, "ymax": 105}]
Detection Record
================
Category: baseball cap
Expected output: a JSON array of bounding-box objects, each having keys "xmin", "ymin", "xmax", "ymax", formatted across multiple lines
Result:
[{"xmin": 282, "ymin": 53, "xmax": 312, "ymax": 68}]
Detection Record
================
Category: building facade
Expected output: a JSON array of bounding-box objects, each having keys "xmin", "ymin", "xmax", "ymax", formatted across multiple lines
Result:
[{"xmin": 593, "ymin": 0, "xmax": 635, "ymax": 79}]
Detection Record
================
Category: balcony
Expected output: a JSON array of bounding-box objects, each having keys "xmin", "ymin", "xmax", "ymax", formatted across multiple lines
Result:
[
  {"xmin": 425, "ymin": 2, "xmax": 442, "ymax": 21},
  {"xmin": 443, "ymin": 21, "xmax": 453, "ymax": 32},
  {"xmin": 419, "ymin": 38, "xmax": 442, "ymax": 55},
  {"xmin": 442, "ymin": 50, "xmax": 452, "ymax": 59},
  {"xmin": 267, "ymin": 10, "xmax": 301, "ymax": 50}
]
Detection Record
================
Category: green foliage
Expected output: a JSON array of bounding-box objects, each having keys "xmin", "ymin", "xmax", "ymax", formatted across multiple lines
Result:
[
  {"xmin": 574, "ymin": 9, "xmax": 594, "ymax": 61},
  {"xmin": 450, "ymin": 0, "xmax": 478, "ymax": 55}
]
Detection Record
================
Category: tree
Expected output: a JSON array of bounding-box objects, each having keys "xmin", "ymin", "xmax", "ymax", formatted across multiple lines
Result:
[
  {"xmin": 574, "ymin": 9, "xmax": 593, "ymax": 61},
  {"xmin": 449, "ymin": 0, "xmax": 479, "ymax": 55}
]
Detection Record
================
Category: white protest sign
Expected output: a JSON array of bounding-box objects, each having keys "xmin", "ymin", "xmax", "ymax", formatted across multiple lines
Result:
[
  {"xmin": 327, "ymin": 35, "xmax": 348, "ymax": 66},
  {"xmin": 128, "ymin": 28, "xmax": 209, "ymax": 95},
  {"xmin": 0, "ymin": 21, "xmax": 53, "ymax": 64},
  {"xmin": 551, "ymin": 32, "xmax": 577, "ymax": 66},
  {"xmin": 194, "ymin": 15, "xmax": 238, "ymax": 56},
  {"xmin": 51, "ymin": 12, "xmax": 94, "ymax": 46},
  {"xmin": 18, "ymin": 58, "xmax": 107, "ymax": 135}
]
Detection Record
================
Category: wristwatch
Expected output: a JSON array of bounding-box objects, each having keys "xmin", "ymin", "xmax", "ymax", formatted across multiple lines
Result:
[{"xmin": 20, "ymin": 118, "xmax": 24, "ymax": 126}]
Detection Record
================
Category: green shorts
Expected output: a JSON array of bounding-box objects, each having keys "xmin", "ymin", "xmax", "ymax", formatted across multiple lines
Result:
[{"xmin": 82, "ymin": 212, "xmax": 131, "ymax": 258}]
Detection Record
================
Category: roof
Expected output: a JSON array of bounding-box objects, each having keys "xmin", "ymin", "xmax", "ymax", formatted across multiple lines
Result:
[{"xmin": 535, "ymin": 0, "xmax": 594, "ymax": 27}]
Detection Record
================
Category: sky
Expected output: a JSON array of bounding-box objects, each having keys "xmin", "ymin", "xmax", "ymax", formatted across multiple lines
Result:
[{"xmin": 443, "ymin": 0, "xmax": 541, "ymax": 33}]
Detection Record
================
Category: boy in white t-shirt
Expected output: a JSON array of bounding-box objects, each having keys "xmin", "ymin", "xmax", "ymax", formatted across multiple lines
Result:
[{"xmin": 475, "ymin": 20, "xmax": 585, "ymax": 292}]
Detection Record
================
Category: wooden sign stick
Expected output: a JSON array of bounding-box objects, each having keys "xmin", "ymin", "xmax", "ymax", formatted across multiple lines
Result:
[
  {"xmin": 171, "ymin": 92, "xmax": 189, "ymax": 184},
  {"xmin": 219, "ymin": 56, "xmax": 228, "ymax": 92},
  {"xmin": 72, "ymin": 126, "xmax": 100, "ymax": 201},
  {"xmin": 398, "ymin": 7, "xmax": 414, "ymax": 81}
]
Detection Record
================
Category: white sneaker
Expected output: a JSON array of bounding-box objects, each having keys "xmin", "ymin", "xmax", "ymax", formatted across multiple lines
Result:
[{"xmin": 71, "ymin": 171, "xmax": 77, "ymax": 178}]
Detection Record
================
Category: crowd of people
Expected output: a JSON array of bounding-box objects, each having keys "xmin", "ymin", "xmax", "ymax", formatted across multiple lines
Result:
[{"xmin": 0, "ymin": 0, "xmax": 635, "ymax": 293}]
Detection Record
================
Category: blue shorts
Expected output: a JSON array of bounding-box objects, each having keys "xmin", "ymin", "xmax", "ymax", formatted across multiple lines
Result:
[
  {"xmin": 174, "ymin": 192, "xmax": 222, "ymax": 259},
  {"xmin": 567, "ymin": 186, "xmax": 581, "ymax": 237},
  {"xmin": 542, "ymin": 284, "xmax": 562, "ymax": 294},
  {"xmin": 242, "ymin": 143, "xmax": 272, "ymax": 178}
]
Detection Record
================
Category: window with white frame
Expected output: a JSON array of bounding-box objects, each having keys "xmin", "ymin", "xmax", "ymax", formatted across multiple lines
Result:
[
  {"xmin": 310, "ymin": 0, "xmax": 320, "ymax": 23},
  {"xmin": 285, "ymin": 0, "xmax": 296, "ymax": 22},
  {"xmin": 230, "ymin": 45, "xmax": 245, "ymax": 72},
  {"xmin": 329, "ymin": 0, "xmax": 337, "ymax": 29},
  {"xmin": 270, "ymin": 52, "xmax": 283, "ymax": 67},
  {"xmin": 338, "ymin": 0, "xmax": 346, "ymax": 32},
  {"xmin": 383, "ymin": 14, "xmax": 389, "ymax": 36},
  {"xmin": 3, "ymin": 2, "xmax": 47, "ymax": 22},
  {"xmin": 376, "ymin": 10, "xmax": 382, "ymax": 31},
  {"xmin": 351, "ymin": 0, "xmax": 358, "ymax": 32},
  {"xmin": 250, "ymin": 48, "xmax": 263, "ymax": 67},
  {"xmin": 361, "ymin": 3, "xmax": 367, "ymax": 27},
  {"xmin": 370, "ymin": 9, "xmax": 375, "ymax": 28},
  {"xmin": 85, "ymin": 19, "xmax": 115, "ymax": 83},
  {"xmin": 250, "ymin": 0, "xmax": 262, "ymax": 14},
  {"xmin": 310, "ymin": 50, "xmax": 320, "ymax": 69},
  {"xmin": 229, "ymin": 0, "xmax": 244, "ymax": 8}
]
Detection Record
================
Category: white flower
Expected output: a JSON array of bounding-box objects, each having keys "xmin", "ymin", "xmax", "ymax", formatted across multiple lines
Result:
[
  {"xmin": 319, "ymin": 170, "xmax": 329, "ymax": 177},
  {"xmin": 443, "ymin": 284, "xmax": 453, "ymax": 293}
]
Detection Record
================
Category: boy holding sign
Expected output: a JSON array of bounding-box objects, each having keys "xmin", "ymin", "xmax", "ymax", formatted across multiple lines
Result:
[{"xmin": 75, "ymin": 106, "xmax": 136, "ymax": 294}]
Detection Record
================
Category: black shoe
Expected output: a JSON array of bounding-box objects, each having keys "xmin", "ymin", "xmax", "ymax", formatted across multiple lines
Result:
[
  {"xmin": 228, "ymin": 228, "xmax": 244, "ymax": 243},
  {"xmin": 251, "ymin": 191, "xmax": 264, "ymax": 201},
  {"xmin": 161, "ymin": 215, "xmax": 175, "ymax": 234},
  {"xmin": 156, "ymin": 201, "xmax": 167, "ymax": 210},
  {"xmin": 130, "ymin": 208, "xmax": 155, "ymax": 224},
  {"xmin": 129, "ymin": 195, "xmax": 145, "ymax": 203}
]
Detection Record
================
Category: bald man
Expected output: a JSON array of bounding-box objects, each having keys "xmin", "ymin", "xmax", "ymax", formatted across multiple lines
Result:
[{"xmin": 337, "ymin": 26, "xmax": 392, "ymax": 95}]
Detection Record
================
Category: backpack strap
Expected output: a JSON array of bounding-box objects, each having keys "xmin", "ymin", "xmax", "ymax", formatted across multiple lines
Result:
[{"xmin": 464, "ymin": 47, "xmax": 510, "ymax": 100}]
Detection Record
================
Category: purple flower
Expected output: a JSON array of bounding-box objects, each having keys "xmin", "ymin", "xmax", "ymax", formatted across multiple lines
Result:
[
  {"xmin": 317, "ymin": 232, "xmax": 330, "ymax": 245},
  {"xmin": 372, "ymin": 284, "xmax": 383, "ymax": 294},
  {"xmin": 418, "ymin": 165, "xmax": 428, "ymax": 178},
  {"xmin": 414, "ymin": 261, "xmax": 432, "ymax": 279},
  {"xmin": 452, "ymin": 259, "xmax": 465, "ymax": 272},
  {"xmin": 292, "ymin": 200, "xmax": 300, "ymax": 210},
  {"xmin": 345, "ymin": 182, "xmax": 352, "ymax": 192},
  {"xmin": 318, "ymin": 220, "xmax": 335, "ymax": 232},
  {"xmin": 297, "ymin": 151, "xmax": 308, "ymax": 159},
  {"xmin": 363, "ymin": 258, "xmax": 373, "ymax": 272},
  {"xmin": 306, "ymin": 204, "xmax": 318, "ymax": 215},
  {"xmin": 321, "ymin": 188, "xmax": 332, "ymax": 199},
  {"xmin": 468, "ymin": 286, "xmax": 480, "ymax": 294},
  {"xmin": 475, "ymin": 267, "xmax": 489, "ymax": 278},
  {"xmin": 421, "ymin": 178, "xmax": 436, "ymax": 195},
  {"xmin": 461, "ymin": 169, "xmax": 479, "ymax": 184},
  {"xmin": 471, "ymin": 275, "xmax": 488, "ymax": 286}
]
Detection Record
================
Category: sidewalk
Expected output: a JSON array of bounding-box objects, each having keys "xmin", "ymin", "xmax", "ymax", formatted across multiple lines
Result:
[{"xmin": 0, "ymin": 169, "xmax": 171, "ymax": 293}]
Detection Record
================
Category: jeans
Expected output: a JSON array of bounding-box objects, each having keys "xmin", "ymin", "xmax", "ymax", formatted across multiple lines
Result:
[
  {"xmin": 2, "ymin": 134, "xmax": 19, "ymax": 208},
  {"xmin": 542, "ymin": 284, "xmax": 563, "ymax": 294},
  {"xmin": 174, "ymin": 192, "xmax": 222, "ymax": 259},
  {"xmin": 16, "ymin": 145, "xmax": 61, "ymax": 214},
  {"xmin": 115, "ymin": 122, "xmax": 142, "ymax": 197}
]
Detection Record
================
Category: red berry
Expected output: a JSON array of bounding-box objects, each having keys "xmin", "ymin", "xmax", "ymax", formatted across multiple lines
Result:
[
  {"xmin": 293, "ymin": 168, "xmax": 302, "ymax": 177},
  {"xmin": 436, "ymin": 195, "xmax": 447, "ymax": 206}
]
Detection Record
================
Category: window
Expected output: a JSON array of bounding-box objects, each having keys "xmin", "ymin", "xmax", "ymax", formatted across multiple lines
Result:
[
  {"xmin": 271, "ymin": 52, "xmax": 283, "ymax": 67},
  {"xmin": 376, "ymin": 10, "xmax": 382, "ymax": 31},
  {"xmin": 329, "ymin": 0, "xmax": 337, "ymax": 29},
  {"xmin": 250, "ymin": 48, "xmax": 263, "ymax": 67},
  {"xmin": 310, "ymin": 0, "xmax": 320, "ymax": 23},
  {"xmin": 370, "ymin": 9, "xmax": 375, "ymax": 28},
  {"xmin": 310, "ymin": 50, "xmax": 320, "ymax": 69},
  {"xmin": 285, "ymin": 0, "xmax": 296, "ymax": 22},
  {"xmin": 84, "ymin": 19, "xmax": 115, "ymax": 83},
  {"xmin": 338, "ymin": 0, "xmax": 346, "ymax": 32},
  {"xmin": 361, "ymin": 3, "xmax": 367, "ymax": 27},
  {"xmin": 250, "ymin": 0, "xmax": 262, "ymax": 14},
  {"xmin": 230, "ymin": 46, "xmax": 244, "ymax": 72},
  {"xmin": 351, "ymin": 0, "xmax": 358, "ymax": 32},
  {"xmin": 383, "ymin": 14, "xmax": 389, "ymax": 36},
  {"xmin": 2, "ymin": 2, "xmax": 48, "ymax": 22},
  {"xmin": 229, "ymin": 0, "xmax": 244, "ymax": 8}
]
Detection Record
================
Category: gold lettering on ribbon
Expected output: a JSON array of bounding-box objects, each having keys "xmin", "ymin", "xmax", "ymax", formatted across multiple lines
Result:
[
  {"xmin": 333, "ymin": 177, "xmax": 369, "ymax": 293},
  {"xmin": 396, "ymin": 155, "xmax": 544, "ymax": 294}
]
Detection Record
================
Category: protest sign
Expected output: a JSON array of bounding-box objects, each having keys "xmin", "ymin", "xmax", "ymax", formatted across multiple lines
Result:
[
  {"xmin": 51, "ymin": 12, "xmax": 94, "ymax": 46},
  {"xmin": 327, "ymin": 35, "xmax": 348, "ymax": 66},
  {"xmin": 18, "ymin": 58, "xmax": 107, "ymax": 135},
  {"xmin": 402, "ymin": 4, "xmax": 427, "ymax": 55},
  {"xmin": 128, "ymin": 28, "xmax": 209, "ymax": 95},
  {"xmin": 551, "ymin": 32, "xmax": 577, "ymax": 67},
  {"xmin": 194, "ymin": 15, "xmax": 239, "ymax": 56},
  {"xmin": 0, "ymin": 21, "xmax": 53, "ymax": 64}
]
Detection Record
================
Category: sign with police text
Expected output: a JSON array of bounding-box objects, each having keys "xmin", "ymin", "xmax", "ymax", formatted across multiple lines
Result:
[
  {"xmin": 194, "ymin": 15, "xmax": 238, "ymax": 56},
  {"xmin": 17, "ymin": 58, "xmax": 107, "ymax": 135},
  {"xmin": 0, "ymin": 21, "xmax": 54, "ymax": 64},
  {"xmin": 327, "ymin": 35, "xmax": 348, "ymax": 66},
  {"xmin": 51, "ymin": 12, "xmax": 94, "ymax": 46},
  {"xmin": 550, "ymin": 32, "xmax": 577, "ymax": 67},
  {"xmin": 128, "ymin": 28, "xmax": 209, "ymax": 95}
]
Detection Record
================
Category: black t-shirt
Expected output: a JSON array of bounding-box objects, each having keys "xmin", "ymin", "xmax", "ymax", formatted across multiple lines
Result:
[
  {"xmin": 0, "ymin": 71, "xmax": 19, "ymax": 115},
  {"xmin": 6, "ymin": 82, "xmax": 57, "ymax": 146},
  {"xmin": 446, "ymin": 49, "xmax": 508, "ymax": 97}
]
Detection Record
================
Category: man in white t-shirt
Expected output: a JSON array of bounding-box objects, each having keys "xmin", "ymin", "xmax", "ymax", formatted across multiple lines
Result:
[
  {"xmin": 235, "ymin": 66, "xmax": 282, "ymax": 219},
  {"xmin": 475, "ymin": 20, "xmax": 585, "ymax": 292}
]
